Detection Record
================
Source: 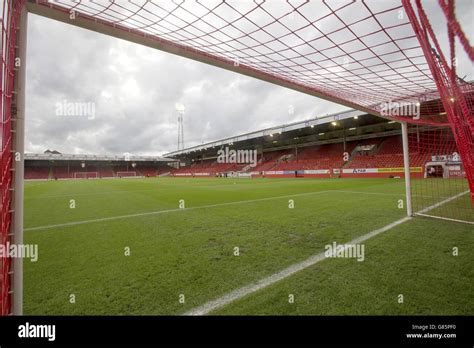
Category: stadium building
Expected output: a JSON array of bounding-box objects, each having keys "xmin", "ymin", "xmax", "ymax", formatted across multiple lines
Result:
[
  {"xmin": 25, "ymin": 153, "xmax": 176, "ymax": 180},
  {"xmin": 24, "ymin": 108, "xmax": 463, "ymax": 181},
  {"xmin": 164, "ymin": 109, "xmax": 461, "ymax": 180}
]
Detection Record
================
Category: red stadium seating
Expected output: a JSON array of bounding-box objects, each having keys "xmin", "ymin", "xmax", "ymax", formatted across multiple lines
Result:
[
  {"xmin": 25, "ymin": 166, "xmax": 50, "ymax": 179},
  {"xmin": 25, "ymin": 132, "xmax": 460, "ymax": 180}
]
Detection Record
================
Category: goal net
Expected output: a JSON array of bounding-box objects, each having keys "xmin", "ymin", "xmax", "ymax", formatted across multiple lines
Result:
[
  {"xmin": 74, "ymin": 172, "xmax": 98, "ymax": 179},
  {"xmin": 409, "ymin": 127, "xmax": 473, "ymax": 224},
  {"xmin": 400, "ymin": 1, "xmax": 474, "ymax": 225},
  {"xmin": 116, "ymin": 171, "xmax": 137, "ymax": 178}
]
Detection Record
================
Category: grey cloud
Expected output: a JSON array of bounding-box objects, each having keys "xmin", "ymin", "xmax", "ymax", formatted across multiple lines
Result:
[{"xmin": 26, "ymin": 13, "xmax": 345, "ymax": 155}]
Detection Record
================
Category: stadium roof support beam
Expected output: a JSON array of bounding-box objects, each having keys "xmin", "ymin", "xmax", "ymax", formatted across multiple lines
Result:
[{"xmin": 26, "ymin": 1, "xmax": 380, "ymax": 118}]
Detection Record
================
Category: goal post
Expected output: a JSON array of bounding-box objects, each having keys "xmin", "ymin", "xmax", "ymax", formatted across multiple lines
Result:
[
  {"xmin": 11, "ymin": 3, "xmax": 28, "ymax": 316},
  {"xmin": 401, "ymin": 122, "xmax": 413, "ymax": 217}
]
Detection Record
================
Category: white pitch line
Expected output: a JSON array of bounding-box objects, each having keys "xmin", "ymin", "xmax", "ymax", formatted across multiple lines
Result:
[
  {"xmin": 22, "ymin": 187, "xmax": 423, "ymax": 201},
  {"xmin": 184, "ymin": 216, "xmax": 412, "ymax": 316},
  {"xmin": 23, "ymin": 188, "xmax": 423, "ymax": 232},
  {"xmin": 24, "ymin": 190, "xmax": 332, "ymax": 232},
  {"xmin": 184, "ymin": 190, "xmax": 468, "ymax": 316},
  {"xmin": 415, "ymin": 213, "xmax": 474, "ymax": 225}
]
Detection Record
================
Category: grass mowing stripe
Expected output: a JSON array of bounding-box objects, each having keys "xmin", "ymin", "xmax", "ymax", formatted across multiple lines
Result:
[
  {"xmin": 24, "ymin": 188, "xmax": 415, "ymax": 232},
  {"xmin": 24, "ymin": 190, "xmax": 333, "ymax": 232},
  {"xmin": 184, "ymin": 190, "xmax": 465, "ymax": 316},
  {"xmin": 24, "ymin": 189, "xmax": 154, "ymax": 200},
  {"xmin": 25, "ymin": 178, "xmax": 407, "ymax": 229},
  {"xmin": 26, "ymin": 179, "xmax": 405, "ymax": 315},
  {"xmin": 184, "ymin": 216, "xmax": 412, "ymax": 315}
]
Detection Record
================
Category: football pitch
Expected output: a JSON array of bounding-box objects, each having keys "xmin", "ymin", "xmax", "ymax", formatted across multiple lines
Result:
[{"xmin": 23, "ymin": 177, "xmax": 473, "ymax": 315}]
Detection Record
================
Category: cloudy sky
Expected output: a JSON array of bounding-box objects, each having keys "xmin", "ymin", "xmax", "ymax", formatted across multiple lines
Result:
[
  {"xmin": 25, "ymin": 0, "xmax": 473, "ymax": 156},
  {"xmin": 25, "ymin": 13, "xmax": 348, "ymax": 156}
]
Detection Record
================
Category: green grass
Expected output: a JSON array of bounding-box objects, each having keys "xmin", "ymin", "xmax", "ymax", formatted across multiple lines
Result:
[
  {"xmin": 213, "ymin": 218, "xmax": 474, "ymax": 315},
  {"xmin": 23, "ymin": 177, "xmax": 473, "ymax": 315}
]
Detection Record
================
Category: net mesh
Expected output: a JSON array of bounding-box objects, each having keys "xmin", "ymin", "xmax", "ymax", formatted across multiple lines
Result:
[
  {"xmin": 409, "ymin": 126, "xmax": 473, "ymax": 223},
  {"xmin": 31, "ymin": 0, "xmax": 444, "ymax": 122},
  {"xmin": 28, "ymin": 0, "xmax": 472, "ymax": 200},
  {"xmin": 403, "ymin": 0, "xmax": 473, "ymax": 204}
]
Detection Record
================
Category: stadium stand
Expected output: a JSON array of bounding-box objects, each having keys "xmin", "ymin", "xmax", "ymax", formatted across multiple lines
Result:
[
  {"xmin": 24, "ymin": 126, "xmax": 461, "ymax": 181},
  {"xmin": 25, "ymin": 154, "xmax": 174, "ymax": 180},
  {"xmin": 167, "ymin": 126, "xmax": 462, "ymax": 179},
  {"xmin": 137, "ymin": 166, "xmax": 157, "ymax": 177},
  {"xmin": 24, "ymin": 166, "xmax": 50, "ymax": 180}
]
